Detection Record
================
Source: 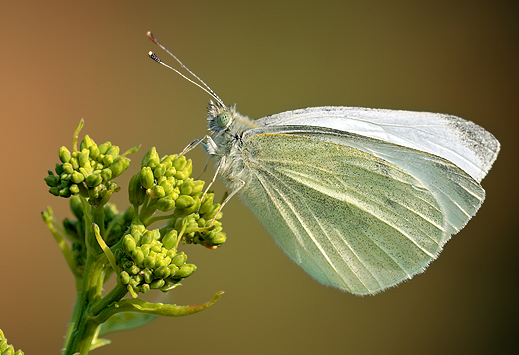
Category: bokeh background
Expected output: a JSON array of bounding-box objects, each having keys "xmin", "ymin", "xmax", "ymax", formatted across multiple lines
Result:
[{"xmin": 1, "ymin": 1, "xmax": 517, "ymax": 354}]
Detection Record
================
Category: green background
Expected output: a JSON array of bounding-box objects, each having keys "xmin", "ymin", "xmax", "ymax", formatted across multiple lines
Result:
[{"xmin": 1, "ymin": 1, "xmax": 517, "ymax": 354}]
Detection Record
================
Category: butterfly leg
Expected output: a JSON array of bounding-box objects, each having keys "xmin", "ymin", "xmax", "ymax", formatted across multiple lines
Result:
[
  {"xmin": 179, "ymin": 135, "xmax": 218, "ymax": 156},
  {"xmin": 209, "ymin": 167, "xmax": 245, "ymax": 225},
  {"xmin": 198, "ymin": 154, "xmax": 227, "ymax": 212}
]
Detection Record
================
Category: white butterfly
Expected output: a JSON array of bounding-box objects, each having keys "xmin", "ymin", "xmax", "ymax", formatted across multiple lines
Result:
[{"xmin": 148, "ymin": 32, "xmax": 500, "ymax": 295}]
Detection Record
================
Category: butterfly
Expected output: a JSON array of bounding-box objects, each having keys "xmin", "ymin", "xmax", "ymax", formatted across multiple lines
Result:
[{"xmin": 147, "ymin": 32, "xmax": 500, "ymax": 295}]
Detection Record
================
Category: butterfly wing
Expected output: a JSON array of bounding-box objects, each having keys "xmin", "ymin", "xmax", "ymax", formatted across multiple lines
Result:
[
  {"xmin": 255, "ymin": 107, "xmax": 500, "ymax": 183},
  {"xmin": 235, "ymin": 128, "xmax": 484, "ymax": 295}
]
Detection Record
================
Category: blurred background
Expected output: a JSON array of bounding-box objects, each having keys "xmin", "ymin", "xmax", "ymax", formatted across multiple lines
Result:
[{"xmin": 1, "ymin": 1, "xmax": 517, "ymax": 354}]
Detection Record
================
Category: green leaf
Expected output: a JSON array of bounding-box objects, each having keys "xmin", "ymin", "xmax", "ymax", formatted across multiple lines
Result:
[{"xmin": 99, "ymin": 312, "xmax": 157, "ymax": 336}]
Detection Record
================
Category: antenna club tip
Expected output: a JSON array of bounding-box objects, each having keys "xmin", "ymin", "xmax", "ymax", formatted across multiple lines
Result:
[
  {"xmin": 147, "ymin": 31, "xmax": 158, "ymax": 44},
  {"xmin": 148, "ymin": 51, "xmax": 161, "ymax": 63}
]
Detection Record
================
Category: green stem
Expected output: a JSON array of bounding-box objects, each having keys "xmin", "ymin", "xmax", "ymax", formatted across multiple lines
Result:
[
  {"xmin": 63, "ymin": 256, "xmax": 107, "ymax": 355},
  {"xmin": 72, "ymin": 119, "xmax": 84, "ymax": 153},
  {"xmin": 90, "ymin": 282, "xmax": 127, "ymax": 317},
  {"xmin": 146, "ymin": 212, "xmax": 177, "ymax": 226},
  {"xmin": 138, "ymin": 197, "xmax": 158, "ymax": 226},
  {"xmin": 93, "ymin": 204, "xmax": 105, "ymax": 238}
]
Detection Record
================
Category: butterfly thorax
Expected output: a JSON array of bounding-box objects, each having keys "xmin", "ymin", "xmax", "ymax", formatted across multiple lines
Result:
[{"xmin": 206, "ymin": 101, "xmax": 258, "ymax": 190}]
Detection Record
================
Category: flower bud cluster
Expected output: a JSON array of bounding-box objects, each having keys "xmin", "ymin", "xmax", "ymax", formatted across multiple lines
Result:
[
  {"xmin": 62, "ymin": 196, "xmax": 133, "ymax": 275},
  {"xmin": 129, "ymin": 147, "xmax": 226, "ymax": 248},
  {"xmin": 116, "ymin": 219, "xmax": 198, "ymax": 294},
  {"xmin": 0, "ymin": 329, "xmax": 24, "ymax": 355},
  {"xmin": 165, "ymin": 195, "xmax": 226, "ymax": 248},
  {"xmin": 129, "ymin": 147, "xmax": 201, "ymax": 212},
  {"xmin": 45, "ymin": 135, "xmax": 131, "ymax": 205}
]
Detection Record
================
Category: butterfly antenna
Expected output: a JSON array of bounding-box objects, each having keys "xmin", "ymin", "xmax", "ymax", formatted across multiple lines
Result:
[{"xmin": 147, "ymin": 32, "xmax": 225, "ymax": 106}]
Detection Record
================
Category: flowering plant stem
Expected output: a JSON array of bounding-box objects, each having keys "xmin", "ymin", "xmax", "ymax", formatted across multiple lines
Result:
[{"xmin": 37, "ymin": 121, "xmax": 227, "ymax": 354}]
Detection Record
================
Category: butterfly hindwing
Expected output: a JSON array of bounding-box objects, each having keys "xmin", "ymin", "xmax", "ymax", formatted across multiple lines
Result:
[{"xmin": 236, "ymin": 130, "xmax": 484, "ymax": 294}]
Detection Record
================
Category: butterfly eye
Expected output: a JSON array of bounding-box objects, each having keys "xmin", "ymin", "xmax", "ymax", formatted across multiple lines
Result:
[{"xmin": 216, "ymin": 112, "xmax": 232, "ymax": 128}]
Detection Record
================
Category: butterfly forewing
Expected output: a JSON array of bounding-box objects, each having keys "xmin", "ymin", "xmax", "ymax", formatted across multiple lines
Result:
[{"xmin": 255, "ymin": 107, "xmax": 500, "ymax": 183}]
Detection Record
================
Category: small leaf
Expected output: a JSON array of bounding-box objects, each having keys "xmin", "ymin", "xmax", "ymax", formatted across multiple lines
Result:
[{"xmin": 99, "ymin": 312, "xmax": 158, "ymax": 336}]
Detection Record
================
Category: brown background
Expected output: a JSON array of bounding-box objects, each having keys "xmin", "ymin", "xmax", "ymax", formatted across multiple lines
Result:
[{"xmin": 1, "ymin": 1, "xmax": 517, "ymax": 354}]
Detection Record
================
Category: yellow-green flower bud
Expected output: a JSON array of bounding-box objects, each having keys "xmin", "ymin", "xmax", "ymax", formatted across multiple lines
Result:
[
  {"xmin": 71, "ymin": 171, "xmax": 85, "ymax": 184},
  {"xmin": 110, "ymin": 156, "xmax": 130, "ymax": 178},
  {"xmin": 79, "ymin": 167, "xmax": 91, "ymax": 179},
  {"xmin": 142, "ymin": 268, "xmax": 153, "ymax": 284},
  {"xmin": 207, "ymin": 231, "xmax": 226, "ymax": 245},
  {"xmin": 154, "ymin": 163, "xmax": 167, "ymax": 178},
  {"xmin": 59, "ymin": 146, "xmax": 72, "ymax": 163},
  {"xmin": 148, "ymin": 185, "xmax": 164, "ymax": 199},
  {"xmin": 150, "ymin": 229, "xmax": 160, "ymax": 241},
  {"xmin": 55, "ymin": 163, "xmax": 64, "ymax": 175},
  {"xmin": 59, "ymin": 187, "xmax": 71, "ymax": 198},
  {"xmin": 191, "ymin": 180, "xmax": 204, "ymax": 195},
  {"xmin": 162, "ymin": 230, "xmax": 178, "ymax": 250},
  {"xmin": 140, "ymin": 166, "xmax": 154, "ymax": 189},
  {"xmin": 171, "ymin": 252, "xmax": 187, "ymax": 267},
  {"xmin": 168, "ymin": 264, "xmax": 179, "ymax": 276},
  {"xmin": 129, "ymin": 279, "xmax": 139, "ymax": 289},
  {"xmin": 129, "ymin": 173, "xmax": 146, "ymax": 206},
  {"xmin": 123, "ymin": 235, "xmax": 136, "ymax": 254},
  {"xmin": 142, "ymin": 147, "xmax": 160, "ymax": 169},
  {"xmin": 176, "ymin": 195, "xmax": 195, "ymax": 209},
  {"xmin": 80, "ymin": 135, "xmax": 96, "ymax": 150},
  {"xmin": 79, "ymin": 149, "xmax": 90, "ymax": 168},
  {"xmin": 130, "ymin": 265, "xmax": 140, "ymax": 274},
  {"xmin": 166, "ymin": 249, "xmax": 176, "ymax": 259},
  {"xmin": 101, "ymin": 168, "xmax": 112, "ymax": 181},
  {"xmin": 62, "ymin": 163, "xmax": 74, "ymax": 174},
  {"xmin": 156, "ymin": 196, "xmax": 176, "ymax": 212},
  {"xmin": 70, "ymin": 157, "xmax": 79, "ymax": 170},
  {"xmin": 172, "ymin": 156, "xmax": 187, "ymax": 171},
  {"xmin": 199, "ymin": 194, "xmax": 215, "ymax": 216},
  {"xmin": 150, "ymin": 241, "xmax": 162, "ymax": 253},
  {"xmin": 150, "ymin": 279, "xmax": 165, "ymax": 289},
  {"xmin": 180, "ymin": 181, "xmax": 194, "ymax": 195},
  {"xmin": 141, "ymin": 284, "xmax": 150, "ymax": 293},
  {"xmin": 89, "ymin": 144, "xmax": 100, "ymax": 159},
  {"xmin": 120, "ymin": 271, "xmax": 130, "ymax": 284},
  {"xmin": 130, "ymin": 221, "xmax": 146, "ymax": 243},
  {"xmin": 153, "ymin": 265, "xmax": 171, "ymax": 279},
  {"xmin": 182, "ymin": 197, "xmax": 201, "ymax": 214},
  {"xmin": 102, "ymin": 154, "xmax": 114, "ymax": 166},
  {"xmin": 69, "ymin": 184, "xmax": 80, "ymax": 195},
  {"xmin": 106, "ymin": 145, "xmax": 120, "ymax": 159},
  {"xmin": 44, "ymin": 175, "xmax": 59, "ymax": 187},
  {"xmin": 86, "ymin": 173, "xmax": 103, "ymax": 187},
  {"xmin": 144, "ymin": 253, "xmax": 156, "ymax": 269},
  {"xmin": 161, "ymin": 154, "xmax": 175, "ymax": 165},
  {"xmin": 140, "ymin": 244, "xmax": 150, "ymax": 257},
  {"xmin": 98, "ymin": 141, "xmax": 112, "ymax": 155},
  {"xmin": 176, "ymin": 264, "xmax": 197, "ymax": 278},
  {"xmin": 159, "ymin": 179, "xmax": 174, "ymax": 196},
  {"xmin": 141, "ymin": 230, "xmax": 154, "ymax": 245},
  {"xmin": 175, "ymin": 169, "xmax": 189, "ymax": 180},
  {"xmin": 165, "ymin": 167, "xmax": 176, "ymax": 177},
  {"xmin": 204, "ymin": 204, "xmax": 222, "ymax": 221},
  {"xmin": 131, "ymin": 248, "xmax": 145, "ymax": 265}
]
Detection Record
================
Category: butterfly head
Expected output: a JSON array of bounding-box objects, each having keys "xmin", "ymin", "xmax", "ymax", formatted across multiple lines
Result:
[{"xmin": 207, "ymin": 100, "xmax": 237, "ymax": 134}]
